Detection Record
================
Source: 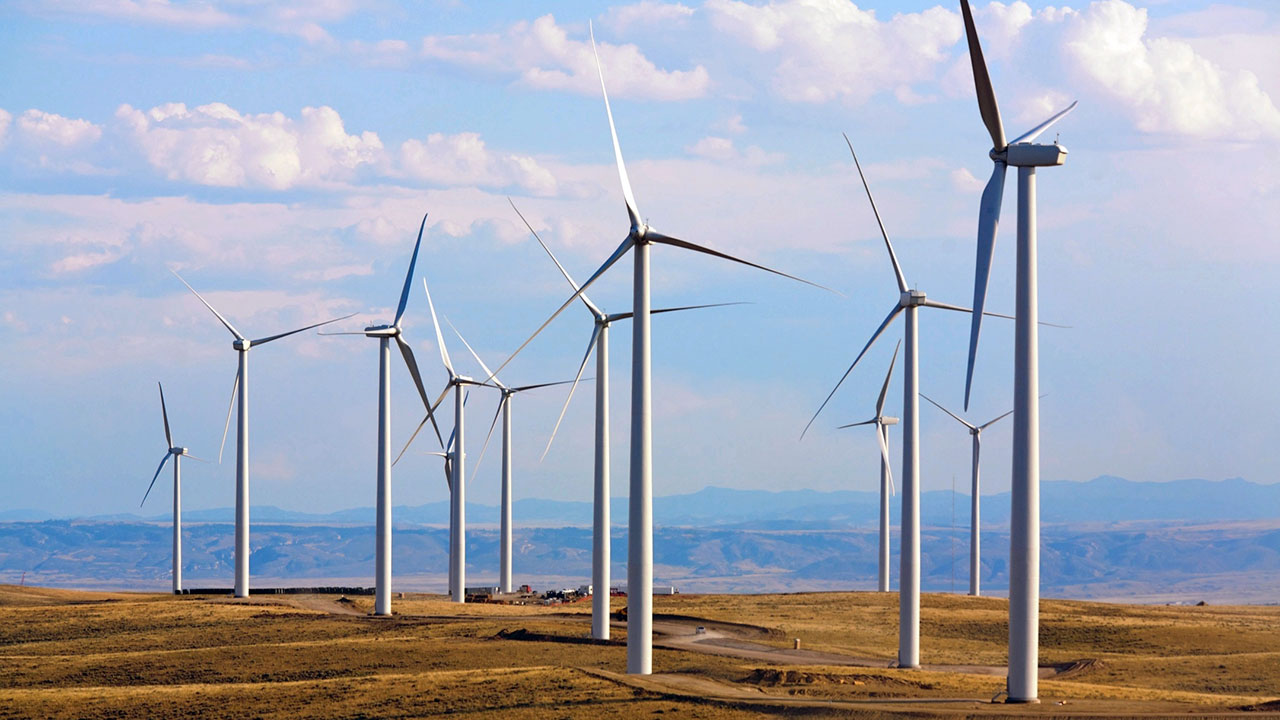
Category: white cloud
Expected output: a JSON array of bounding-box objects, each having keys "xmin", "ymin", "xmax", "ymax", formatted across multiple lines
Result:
[
  {"xmin": 950, "ymin": 167, "xmax": 985, "ymax": 193},
  {"xmin": 421, "ymin": 14, "xmax": 710, "ymax": 101},
  {"xmin": 599, "ymin": 1, "xmax": 695, "ymax": 33},
  {"xmin": 17, "ymin": 109, "xmax": 103, "ymax": 147},
  {"xmin": 686, "ymin": 135, "xmax": 783, "ymax": 166},
  {"xmin": 29, "ymin": 0, "xmax": 238, "ymax": 28},
  {"xmin": 50, "ymin": 249, "xmax": 124, "ymax": 274},
  {"xmin": 706, "ymin": 0, "xmax": 961, "ymax": 103},
  {"xmin": 115, "ymin": 102, "xmax": 384, "ymax": 189},
  {"xmin": 0, "ymin": 109, "xmax": 10, "ymax": 147},
  {"xmin": 400, "ymin": 132, "xmax": 558, "ymax": 196},
  {"xmin": 1062, "ymin": 0, "xmax": 1280, "ymax": 140}
]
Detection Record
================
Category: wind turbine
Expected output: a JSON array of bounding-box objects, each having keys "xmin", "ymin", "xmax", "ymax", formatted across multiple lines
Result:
[
  {"xmin": 140, "ymin": 382, "xmax": 204, "ymax": 594},
  {"xmin": 319, "ymin": 214, "xmax": 441, "ymax": 616},
  {"xmin": 418, "ymin": 276, "xmax": 499, "ymax": 603},
  {"xmin": 803, "ymin": 140, "xmax": 1005, "ymax": 669},
  {"xmin": 172, "ymin": 272, "xmax": 352, "ymax": 598},
  {"xmin": 920, "ymin": 393, "xmax": 1012, "ymax": 598},
  {"xmin": 446, "ymin": 320, "xmax": 579, "ymax": 595},
  {"xmin": 481, "ymin": 26, "xmax": 829, "ymax": 674},
  {"xmin": 835, "ymin": 340, "xmax": 900, "ymax": 593},
  {"xmin": 511, "ymin": 201, "xmax": 744, "ymax": 640},
  {"xmin": 957, "ymin": 0, "xmax": 1076, "ymax": 702}
]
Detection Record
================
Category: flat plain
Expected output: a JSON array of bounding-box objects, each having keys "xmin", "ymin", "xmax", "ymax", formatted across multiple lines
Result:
[{"xmin": 2, "ymin": 584, "xmax": 1278, "ymax": 718}]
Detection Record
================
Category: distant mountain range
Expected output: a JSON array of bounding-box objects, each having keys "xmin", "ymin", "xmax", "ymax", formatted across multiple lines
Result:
[
  {"xmin": 3, "ymin": 476, "xmax": 1278, "ymax": 602},
  {"xmin": 6, "ymin": 475, "xmax": 1278, "ymax": 528}
]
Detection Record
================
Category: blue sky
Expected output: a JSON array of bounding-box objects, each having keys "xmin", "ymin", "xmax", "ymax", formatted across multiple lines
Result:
[{"xmin": 1, "ymin": 0, "xmax": 1278, "ymax": 518}]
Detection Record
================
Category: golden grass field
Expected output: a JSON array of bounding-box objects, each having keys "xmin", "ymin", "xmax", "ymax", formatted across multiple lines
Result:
[{"xmin": 1, "ymin": 584, "xmax": 1278, "ymax": 718}]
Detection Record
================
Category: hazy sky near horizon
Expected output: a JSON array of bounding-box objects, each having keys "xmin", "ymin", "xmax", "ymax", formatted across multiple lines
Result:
[{"xmin": 1, "ymin": 0, "xmax": 1278, "ymax": 517}]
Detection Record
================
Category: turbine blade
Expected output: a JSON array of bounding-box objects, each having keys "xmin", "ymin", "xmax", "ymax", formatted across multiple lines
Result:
[
  {"xmin": 171, "ymin": 270, "xmax": 244, "ymax": 341},
  {"xmin": 590, "ymin": 23, "xmax": 642, "ymax": 232},
  {"xmin": 394, "ymin": 213, "xmax": 428, "ymax": 328},
  {"xmin": 979, "ymin": 407, "xmax": 1015, "ymax": 430},
  {"xmin": 218, "ymin": 370, "xmax": 238, "ymax": 464},
  {"xmin": 157, "ymin": 382, "xmax": 173, "ymax": 448},
  {"xmin": 924, "ymin": 298, "xmax": 1069, "ymax": 328},
  {"xmin": 396, "ymin": 335, "xmax": 444, "ymax": 446},
  {"xmin": 422, "ymin": 277, "xmax": 455, "ymax": 377},
  {"xmin": 316, "ymin": 330, "xmax": 367, "ymax": 336},
  {"xmin": 801, "ymin": 304, "xmax": 903, "ymax": 439},
  {"xmin": 921, "ymin": 392, "xmax": 976, "ymax": 430},
  {"xmin": 845, "ymin": 136, "xmax": 908, "ymax": 293},
  {"xmin": 964, "ymin": 161, "xmax": 1007, "ymax": 411},
  {"xmin": 960, "ymin": 0, "xmax": 1006, "ymax": 149},
  {"xmin": 250, "ymin": 312, "xmax": 357, "ymax": 346},
  {"xmin": 836, "ymin": 418, "xmax": 878, "ymax": 429},
  {"xmin": 512, "ymin": 378, "xmax": 586, "ymax": 392},
  {"xmin": 646, "ymin": 232, "xmax": 837, "ymax": 294},
  {"xmin": 181, "ymin": 451, "xmax": 209, "ymax": 463},
  {"xmin": 511, "ymin": 198, "xmax": 604, "ymax": 319},
  {"xmin": 141, "ymin": 453, "xmax": 172, "ymax": 507},
  {"xmin": 542, "ymin": 324, "xmax": 601, "ymax": 461},
  {"xmin": 878, "ymin": 425, "xmax": 895, "ymax": 497},
  {"xmin": 446, "ymin": 317, "xmax": 501, "ymax": 388},
  {"xmin": 650, "ymin": 301, "xmax": 751, "ymax": 316},
  {"xmin": 483, "ymin": 236, "xmax": 633, "ymax": 385},
  {"xmin": 1010, "ymin": 101, "xmax": 1078, "ymax": 145},
  {"xmin": 470, "ymin": 398, "xmax": 504, "ymax": 483},
  {"xmin": 874, "ymin": 339, "xmax": 902, "ymax": 418}
]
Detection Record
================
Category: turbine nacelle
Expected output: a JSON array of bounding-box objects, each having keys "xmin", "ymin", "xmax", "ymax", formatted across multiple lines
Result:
[
  {"xmin": 1002, "ymin": 142, "xmax": 1069, "ymax": 168},
  {"xmin": 169, "ymin": 446, "xmax": 187, "ymax": 455},
  {"xmin": 363, "ymin": 324, "xmax": 400, "ymax": 338},
  {"xmin": 232, "ymin": 338, "xmax": 251, "ymax": 351},
  {"xmin": 900, "ymin": 289, "xmax": 927, "ymax": 308},
  {"xmin": 880, "ymin": 416, "xmax": 900, "ymax": 426}
]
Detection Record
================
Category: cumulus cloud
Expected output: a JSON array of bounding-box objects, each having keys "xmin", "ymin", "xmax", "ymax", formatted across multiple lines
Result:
[
  {"xmin": 686, "ymin": 135, "xmax": 783, "ymax": 166},
  {"xmin": 115, "ymin": 102, "xmax": 384, "ymax": 189},
  {"xmin": 599, "ymin": 1, "xmax": 695, "ymax": 33},
  {"xmin": 1063, "ymin": 0, "xmax": 1280, "ymax": 140},
  {"xmin": 17, "ymin": 109, "xmax": 103, "ymax": 147},
  {"xmin": 400, "ymin": 132, "xmax": 558, "ymax": 196},
  {"xmin": 421, "ymin": 14, "xmax": 710, "ymax": 101},
  {"xmin": 706, "ymin": 0, "xmax": 961, "ymax": 103}
]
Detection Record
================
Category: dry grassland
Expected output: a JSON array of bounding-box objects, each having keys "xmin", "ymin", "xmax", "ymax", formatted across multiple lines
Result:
[{"xmin": 1, "ymin": 584, "xmax": 1278, "ymax": 718}]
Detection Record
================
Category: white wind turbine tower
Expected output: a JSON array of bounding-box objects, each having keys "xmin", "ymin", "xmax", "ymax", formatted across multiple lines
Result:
[
  {"xmin": 482, "ymin": 26, "xmax": 828, "ymax": 674},
  {"xmin": 511, "ymin": 201, "xmax": 743, "ymax": 640},
  {"xmin": 140, "ymin": 382, "xmax": 205, "ymax": 594},
  {"xmin": 445, "ymin": 321, "xmax": 580, "ymax": 595},
  {"xmin": 172, "ymin": 272, "xmax": 351, "ymax": 598},
  {"xmin": 835, "ymin": 341, "xmax": 900, "ymax": 593},
  {"xmin": 920, "ymin": 394, "xmax": 1012, "ymax": 598},
  {"xmin": 957, "ymin": 0, "xmax": 1076, "ymax": 702},
  {"xmin": 320, "ymin": 215, "xmax": 441, "ymax": 616},
  {"xmin": 803, "ymin": 140, "xmax": 1003, "ymax": 669},
  {"xmin": 419, "ymin": 277, "xmax": 499, "ymax": 603}
]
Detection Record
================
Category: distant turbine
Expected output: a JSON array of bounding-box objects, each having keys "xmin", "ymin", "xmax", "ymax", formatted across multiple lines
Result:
[
  {"xmin": 803, "ymin": 140, "xmax": 1005, "ymax": 669},
  {"xmin": 512, "ymin": 200, "xmax": 744, "ymax": 640},
  {"xmin": 140, "ymin": 382, "xmax": 205, "ymax": 594},
  {"xmin": 172, "ymin": 272, "xmax": 352, "ymax": 598},
  {"xmin": 958, "ymin": 0, "xmax": 1076, "ymax": 702},
  {"xmin": 319, "ymin": 215, "xmax": 441, "ymax": 616},
  {"xmin": 446, "ymin": 320, "xmax": 579, "ymax": 595},
  {"xmin": 920, "ymin": 393, "xmax": 1013, "ymax": 597},
  {"xmin": 481, "ymin": 25, "xmax": 829, "ymax": 674},
  {"xmin": 417, "ymin": 278, "xmax": 498, "ymax": 603},
  {"xmin": 836, "ymin": 340, "xmax": 901, "ymax": 593}
]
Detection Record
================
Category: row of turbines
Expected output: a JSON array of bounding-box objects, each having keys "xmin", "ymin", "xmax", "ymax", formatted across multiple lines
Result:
[{"xmin": 140, "ymin": 3, "xmax": 1070, "ymax": 704}]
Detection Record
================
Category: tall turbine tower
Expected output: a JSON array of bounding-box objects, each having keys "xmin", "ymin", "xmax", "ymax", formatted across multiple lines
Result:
[
  {"xmin": 804, "ymin": 141, "xmax": 999, "ymax": 669},
  {"xmin": 140, "ymin": 382, "xmax": 204, "ymax": 594},
  {"xmin": 512, "ymin": 202, "xmax": 741, "ymax": 640},
  {"xmin": 957, "ymin": 0, "xmax": 1076, "ymax": 702},
  {"xmin": 835, "ymin": 341, "xmax": 900, "ymax": 593},
  {"xmin": 421, "ymin": 278, "xmax": 497, "ymax": 603},
  {"xmin": 320, "ymin": 215, "xmax": 441, "ymax": 616},
  {"xmin": 446, "ymin": 322, "xmax": 578, "ymax": 595},
  {"xmin": 482, "ymin": 26, "xmax": 828, "ymax": 674},
  {"xmin": 920, "ymin": 394, "xmax": 1012, "ymax": 597},
  {"xmin": 172, "ymin": 273, "xmax": 351, "ymax": 598}
]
